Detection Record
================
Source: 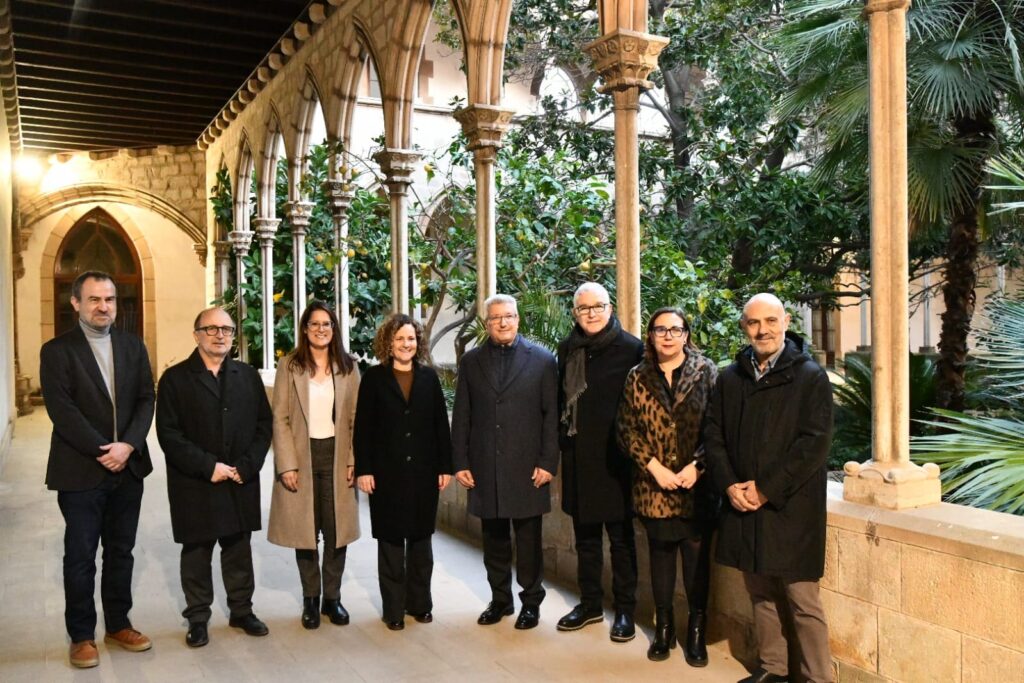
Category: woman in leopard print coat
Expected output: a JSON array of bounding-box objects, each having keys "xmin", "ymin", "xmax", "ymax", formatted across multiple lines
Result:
[{"xmin": 616, "ymin": 307, "xmax": 718, "ymax": 665}]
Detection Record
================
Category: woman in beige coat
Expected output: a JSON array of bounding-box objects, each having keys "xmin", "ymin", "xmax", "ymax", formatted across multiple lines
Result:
[{"xmin": 269, "ymin": 301, "xmax": 360, "ymax": 630}]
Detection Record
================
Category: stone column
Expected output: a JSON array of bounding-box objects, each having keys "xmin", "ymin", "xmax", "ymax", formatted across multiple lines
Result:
[
  {"xmin": 844, "ymin": 0, "xmax": 940, "ymax": 509},
  {"xmin": 858, "ymin": 273, "xmax": 871, "ymax": 351},
  {"xmin": 214, "ymin": 240, "xmax": 233, "ymax": 299},
  {"xmin": 285, "ymin": 200, "xmax": 314, "ymax": 342},
  {"xmin": 325, "ymin": 178, "xmax": 355, "ymax": 351},
  {"xmin": 252, "ymin": 217, "xmax": 281, "ymax": 369},
  {"xmin": 454, "ymin": 105, "xmax": 515, "ymax": 319},
  {"xmin": 227, "ymin": 229, "xmax": 255, "ymax": 364},
  {"xmin": 920, "ymin": 271, "xmax": 935, "ymax": 353},
  {"xmin": 585, "ymin": 29, "xmax": 668, "ymax": 336},
  {"xmin": 372, "ymin": 149, "xmax": 421, "ymax": 314}
]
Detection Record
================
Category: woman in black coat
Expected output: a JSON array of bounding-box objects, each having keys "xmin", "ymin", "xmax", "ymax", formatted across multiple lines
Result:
[{"xmin": 354, "ymin": 314, "xmax": 453, "ymax": 631}]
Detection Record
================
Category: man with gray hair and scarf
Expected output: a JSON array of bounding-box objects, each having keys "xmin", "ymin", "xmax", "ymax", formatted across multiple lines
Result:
[{"xmin": 555, "ymin": 282, "xmax": 644, "ymax": 642}]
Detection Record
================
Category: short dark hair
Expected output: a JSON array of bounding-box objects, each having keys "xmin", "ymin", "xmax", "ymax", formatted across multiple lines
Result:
[
  {"xmin": 643, "ymin": 306, "xmax": 698, "ymax": 362},
  {"xmin": 71, "ymin": 271, "xmax": 114, "ymax": 300}
]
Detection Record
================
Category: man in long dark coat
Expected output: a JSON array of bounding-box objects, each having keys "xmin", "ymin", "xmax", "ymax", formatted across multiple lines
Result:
[
  {"xmin": 555, "ymin": 282, "xmax": 643, "ymax": 642},
  {"xmin": 156, "ymin": 306, "xmax": 272, "ymax": 648},
  {"xmin": 40, "ymin": 270, "xmax": 155, "ymax": 668},
  {"xmin": 704, "ymin": 293, "xmax": 834, "ymax": 683},
  {"xmin": 452, "ymin": 294, "xmax": 559, "ymax": 630}
]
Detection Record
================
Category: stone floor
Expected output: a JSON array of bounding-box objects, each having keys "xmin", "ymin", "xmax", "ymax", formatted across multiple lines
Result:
[{"xmin": 0, "ymin": 410, "xmax": 748, "ymax": 682}]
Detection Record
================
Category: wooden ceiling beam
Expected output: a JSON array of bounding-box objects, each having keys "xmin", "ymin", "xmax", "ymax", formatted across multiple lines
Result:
[
  {"xmin": 19, "ymin": 103, "xmax": 211, "ymax": 124},
  {"xmin": 16, "ymin": 74, "xmax": 229, "ymax": 103},
  {"xmin": 17, "ymin": 59, "xmax": 239, "ymax": 91},
  {"xmin": 16, "ymin": 86, "xmax": 222, "ymax": 111},
  {"xmin": 14, "ymin": 47, "xmax": 248, "ymax": 81},
  {"xmin": 11, "ymin": 33, "xmax": 256, "ymax": 68}
]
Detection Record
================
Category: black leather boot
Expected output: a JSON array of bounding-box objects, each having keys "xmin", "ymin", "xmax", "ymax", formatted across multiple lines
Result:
[
  {"xmin": 684, "ymin": 610, "xmax": 708, "ymax": 667},
  {"xmin": 646, "ymin": 608, "xmax": 676, "ymax": 661},
  {"xmin": 321, "ymin": 598, "xmax": 350, "ymax": 625},
  {"xmin": 302, "ymin": 597, "xmax": 320, "ymax": 630}
]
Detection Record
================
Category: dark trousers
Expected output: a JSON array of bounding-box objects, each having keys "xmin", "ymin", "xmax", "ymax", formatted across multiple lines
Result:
[
  {"xmin": 573, "ymin": 518, "xmax": 638, "ymax": 614},
  {"xmin": 57, "ymin": 472, "xmax": 144, "ymax": 642},
  {"xmin": 480, "ymin": 515, "xmax": 545, "ymax": 609},
  {"xmin": 180, "ymin": 532, "xmax": 254, "ymax": 624},
  {"xmin": 377, "ymin": 536, "xmax": 433, "ymax": 622},
  {"xmin": 295, "ymin": 437, "xmax": 347, "ymax": 599},
  {"xmin": 647, "ymin": 529, "xmax": 712, "ymax": 613}
]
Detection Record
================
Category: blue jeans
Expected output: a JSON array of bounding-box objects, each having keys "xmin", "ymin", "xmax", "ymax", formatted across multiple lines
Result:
[{"xmin": 57, "ymin": 473, "xmax": 144, "ymax": 641}]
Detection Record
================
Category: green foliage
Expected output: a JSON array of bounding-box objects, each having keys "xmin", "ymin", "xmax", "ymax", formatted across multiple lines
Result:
[{"xmin": 831, "ymin": 353, "xmax": 938, "ymax": 468}]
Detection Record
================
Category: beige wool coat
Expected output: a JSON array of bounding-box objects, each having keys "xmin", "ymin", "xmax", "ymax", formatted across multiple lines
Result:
[{"xmin": 268, "ymin": 354, "xmax": 361, "ymax": 549}]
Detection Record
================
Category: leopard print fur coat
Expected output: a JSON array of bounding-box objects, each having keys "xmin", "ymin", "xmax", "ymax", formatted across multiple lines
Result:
[{"xmin": 616, "ymin": 349, "xmax": 718, "ymax": 519}]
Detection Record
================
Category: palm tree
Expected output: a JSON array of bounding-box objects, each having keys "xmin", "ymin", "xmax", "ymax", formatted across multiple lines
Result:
[{"xmin": 777, "ymin": 0, "xmax": 1024, "ymax": 410}]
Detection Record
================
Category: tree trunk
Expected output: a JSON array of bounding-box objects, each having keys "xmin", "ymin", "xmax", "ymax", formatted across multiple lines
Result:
[{"xmin": 935, "ymin": 114, "xmax": 994, "ymax": 411}]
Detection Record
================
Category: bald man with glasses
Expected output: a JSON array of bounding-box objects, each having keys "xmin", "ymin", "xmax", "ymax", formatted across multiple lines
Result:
[{"xmin": 156, "ymin": 307, "xmax": 273, "ymax": 648}]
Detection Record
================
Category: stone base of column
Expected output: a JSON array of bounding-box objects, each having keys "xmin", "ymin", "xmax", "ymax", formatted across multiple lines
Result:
[
  {"xmin": 842, "ymin": 460, "xmax": 942, "ymax": 509},
  {"xmin": 15, "ymin": 374, "xmax": 34, "ymax": 416}
]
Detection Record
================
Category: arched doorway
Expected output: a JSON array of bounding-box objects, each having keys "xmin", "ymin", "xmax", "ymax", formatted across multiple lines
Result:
[{"xmin": 53, "ymin": 208, "xmax": 143, "ymax": 337}]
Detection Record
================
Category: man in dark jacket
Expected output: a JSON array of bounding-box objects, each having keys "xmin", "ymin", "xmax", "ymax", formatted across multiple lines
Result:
[
  {"xmin": 156, "ymin": 306, "xmax": 272, "ymax": 648},
  {"xmin": 40, "ymin": 271, "xmax": 155, "ymax": 668},
  {"xmin": 452, "ymin": 294, "xmax": 559, "ymax": 630},
  {"xmin": 555, "ymin": 282, "xmax": 643, "ymax": 642},
  {"xmin": 704, "ymin": 293, "xmax": 834, "ymax": 683}
]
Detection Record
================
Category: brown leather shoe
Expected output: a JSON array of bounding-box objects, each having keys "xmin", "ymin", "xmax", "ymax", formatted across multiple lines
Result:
[
  {"xmin": 69, "ymin": 640, "xmax": 99, "ymax": 668},
  {"xmin": 104, "ymin": 628, "xmax": 153, "ymax": 652}
]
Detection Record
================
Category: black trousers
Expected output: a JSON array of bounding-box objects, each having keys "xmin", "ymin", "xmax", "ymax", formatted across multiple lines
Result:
[
  {"xmin": 573, "ymin": 518, "xmax": 638, "ymax": 614},
  {"xmin": 480, "ymin": 516, "xmax": 545, "ymax": 609},
  {"xmin": 57, "ymin": 472, "xmax": 144, "ymax": 642},
  {"xmin": 647, "ymin": 528, "xmax": 713, "ymax": 613},
  {"xmin": 180, "ymin": 532, "xmax": 254, "ymax": 624},
  {"xmin": 295, "ymin": 438, "xmax": 346, "ymax": 599},
  {"xmin": 377, "ymin": 536, "xmax": 433, "ymax": 622}
]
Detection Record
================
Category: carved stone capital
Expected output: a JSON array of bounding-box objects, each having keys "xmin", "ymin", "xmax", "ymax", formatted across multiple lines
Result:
[
  {"xmin": 842, "ymin": 459, "xmax": 941, "ymax": 509},
  {"xmin": 227, "ymin": 229, "xmax": 255, "ymax": 256},
  {"xmin": 285, "ymin": 200, "xmax": 315, "ymax": 236},
  {"xmin": 324, "ymin": 179, "xmax": 356, "ymax": 219},
  {"xmin": 213, "ymin": 239, "xmax": 233, "ymax": 261},
  {"xmin": 193, "ymin": 243, "xmax": 208, "ymax": 267},
  {"xmin": 863, "ymin": 0, "xmax": 911, "ymax": 16},
  {"xmin": 584, "ymin": 28, "xmax": 670, "ymax": 94},
  {"xmin": 252, "ymin": 217, "xmax": 282, "ymax": 245},
  {"xmin": 373, "ymin": 148, "xmax": 422, "ymax": 191},
  {"xmin": 454, "ymin": 104, "xmax": 515, "ymax": 153}
]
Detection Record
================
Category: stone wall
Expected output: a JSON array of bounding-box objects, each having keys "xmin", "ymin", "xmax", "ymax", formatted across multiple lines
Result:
[
  {"xmin": 438, "ymin": 480, "xmax": 1024, "ymax": 682},
  {"xmin": 0, "ymin": 108, "xmax": 14, "ymax": 475}
]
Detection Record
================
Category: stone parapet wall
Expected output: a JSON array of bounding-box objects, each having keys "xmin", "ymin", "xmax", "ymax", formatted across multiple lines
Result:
[{"xmin": 438, "ymin": 479, "xmax": 1024, "ymax": 682}]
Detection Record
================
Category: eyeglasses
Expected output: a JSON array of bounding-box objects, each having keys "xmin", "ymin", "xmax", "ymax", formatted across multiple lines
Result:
[
  {"xmin": 486, "ymin": 313, "xmax": 518, "ymax": 324},
  {"xmin": 306, "ymin": 321, "xmax": 335, "ymax": 330},
  {"xmin": 196, "ymin": 325, "xmax": 236, "ymax": 337},
  {"xmin": 652, "ymin": 326, "xmax": 687, "ymax": 338},
  {"xmin": 574, "ymin": 303, "xmax": 609, "ymax": 316}
]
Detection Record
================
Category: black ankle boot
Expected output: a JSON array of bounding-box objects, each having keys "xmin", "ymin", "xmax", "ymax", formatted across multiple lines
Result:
[
  {"xmin": 302, "ymin": 597, "xmax": 320, "ymax": 630},
  {"xmin": 646, "ymin": 608, "xmax": 676, "ymax": 661},
  {"xmin": 321, "ymin": 598, "xmax": 350, "ymax": 625},
  {"xmin": 684, "ymin": 610, "xmax": 708, "ymax": 667}
]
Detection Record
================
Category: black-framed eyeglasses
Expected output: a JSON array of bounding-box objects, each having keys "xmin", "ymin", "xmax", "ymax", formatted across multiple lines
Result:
[
  {"xmin": 196, "ymin": 325, "xmax": 236, "ymax": 337},
  {"xmin": 652, "ymin": 326, "xmax": 687, "ymax": 339},
  {"xmin": 574, "ymin": 303, "xmax": 609, "ymax": 316},
  {"xmin": 486, "ymin": 313, "xmax": 518, "ymax": 324},
  {"xmin": 306, "ymin": 321, "xmax": 335, "ymax": 330}
]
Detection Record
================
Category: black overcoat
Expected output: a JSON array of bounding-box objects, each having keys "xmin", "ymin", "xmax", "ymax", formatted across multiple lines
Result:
[
  {"xmin": 353, "ymin": 362, "xmax": 453, "ymax": 542},
  {"xmin": 40, "ymin": 326, "xmax": 155, "ymax": 491},
  {"xmin": 703, "ymin": 333, "xmax": 833, "ymax": 581},
  {"xmin": 155, "ymin": 349, "xmax": 272, "ymax": 544},
  {"xmin": 451, "ymin": 336, "xmax": 559, "ymax": 520},
  {"xmin": 557, "ymin": 327, "xmax": 643, "ymax": 523}
]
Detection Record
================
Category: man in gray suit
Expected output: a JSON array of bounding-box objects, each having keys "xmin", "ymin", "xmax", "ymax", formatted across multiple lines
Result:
[{"xmin": 452, "ymin": 294, "xmax": 559, "ymax": 630}]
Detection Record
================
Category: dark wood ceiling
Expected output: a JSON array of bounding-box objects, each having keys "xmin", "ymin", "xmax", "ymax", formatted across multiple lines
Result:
[{"xmin": 9, "ymin": 0, "xmax": 311, "ymax": 153}]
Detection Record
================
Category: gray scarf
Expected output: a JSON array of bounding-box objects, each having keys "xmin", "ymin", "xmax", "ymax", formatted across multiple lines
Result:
[{"xmin": 561, "ymin": 316, "xmax": 621, "ymax": 436}]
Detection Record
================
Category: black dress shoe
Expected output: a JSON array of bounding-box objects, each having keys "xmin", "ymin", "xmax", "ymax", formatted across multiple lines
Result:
[
  {"xmin": 228, "ymin": 613, "xmax": 269, "ymax": 637},
  {"xmin": 384, "ymin": 618, "xmax": 405, "ymax": 631},
  {"xmin": 409, "ymin": 611, "xmax": 433, "ymax": 624},
  {"xmin": 684, "ymin": 610, "xmax": 708, "ymax": 667},
  {"xmin": 738, "ymin": 669, "xmax": 789, "ymax": 683},
  {"xmin": 302, "ymin": 597, "xmax": 320, "ymax": 630},
  {"xmin": 321, "ymin": 599, "xmax": 350, "ymax": 625},
  {"xmin": 647, "ymin": 608, "xmax": 676, "ymax": 661},
  {"xmin": 477, "ymin": 602, "xmax": 514, "ymax": 625},
  {"xmin": 609, "ymin": 611, "xmax": 636, "ymax": 642},
  {"xmin": 185, "ymin": 622, "xmax": 209, "ymax": 648},
  {"xmin": 556, "ymin": 604, "xmax": 603, "ymax": 632},
  {"xmin": 514, "ymin": 606, "xmax": 540, "ymax": 630}
]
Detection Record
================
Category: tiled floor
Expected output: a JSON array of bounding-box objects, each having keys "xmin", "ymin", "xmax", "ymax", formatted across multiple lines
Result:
[{"xmin": 0, "ymin": 410, "xmax": 748, "ymax": 681}]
